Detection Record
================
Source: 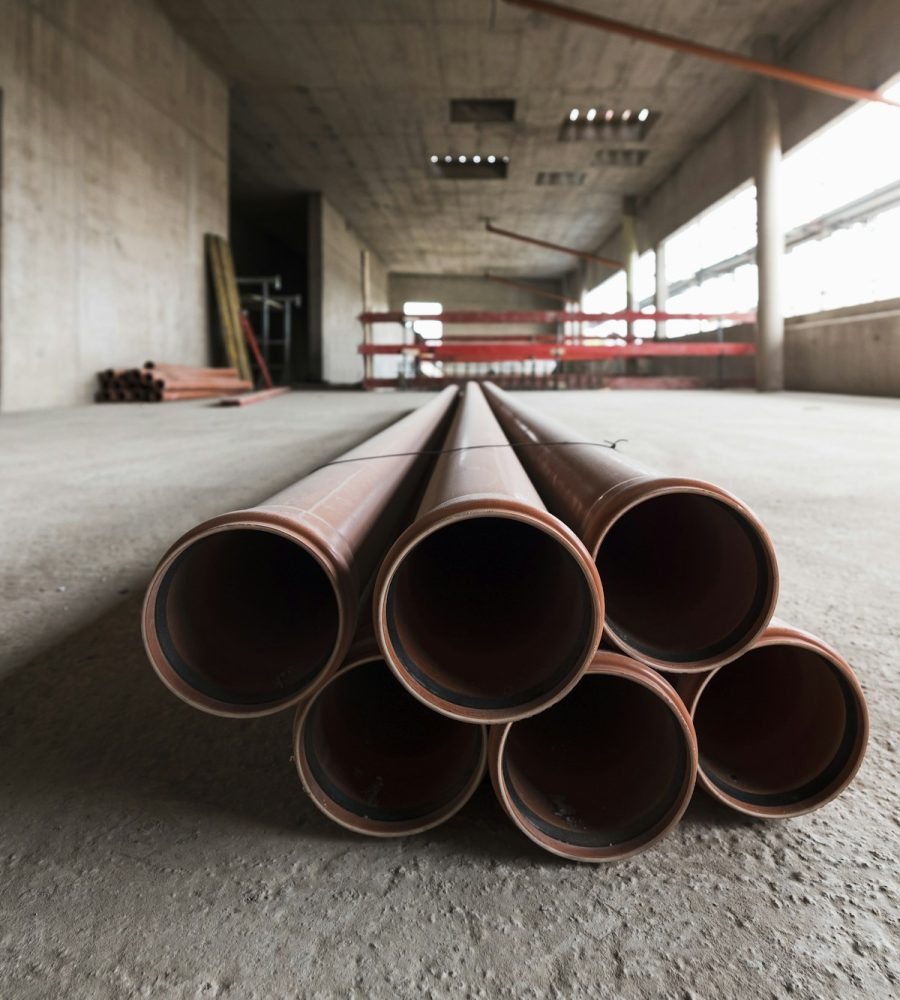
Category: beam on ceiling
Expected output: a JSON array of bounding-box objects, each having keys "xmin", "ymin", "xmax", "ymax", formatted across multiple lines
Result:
[
  {"xmin": 502, "ymin": 0, "xmax": 900, "ymax": 109},
  {"xmin": 485, "ymin": 222, "xmax": 622, "ymax": 268}
]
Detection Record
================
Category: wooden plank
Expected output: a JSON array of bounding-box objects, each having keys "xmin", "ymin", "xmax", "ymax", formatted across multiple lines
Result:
[
  {"xmin": 205, "ymin": 234, "xmax": 241, "ymax": 374},
  {"xmin": 216, "ymin": 237, "xmax": 253, "ymax": 382},
  {"xmin": 205, "ymin": 234, "xmax": 252, "ymax": 381}
]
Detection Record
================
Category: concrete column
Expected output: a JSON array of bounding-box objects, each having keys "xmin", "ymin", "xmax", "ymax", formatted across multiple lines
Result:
[
  {"xmin": 655, "ymin": 240, "xmax": 667, "ymax": 340},
  {"xmin": 622, "ymin": 196, "xmax": 639, "ymax": 340},
  {"xmin": 360, "ymin": 249, "xmax": 373, "ymax": 384},
  {"xmin": 753, "ymin": 36, "xmax": 785, "ymax": 391}
]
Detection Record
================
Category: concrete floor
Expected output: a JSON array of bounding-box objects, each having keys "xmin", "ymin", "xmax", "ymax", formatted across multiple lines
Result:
[{"xmin": 1, "ymin": 389, "xmax": 898, "ymax": 999}]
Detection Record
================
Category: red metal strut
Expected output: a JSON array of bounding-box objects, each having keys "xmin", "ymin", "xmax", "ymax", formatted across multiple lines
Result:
[
  {"xmin": 485, "ymin": 222, "xmax": 623, "ymax": 268},
  {"xmin": 502, "ymin": 0, "xmax": 900, "ymax": 109}
]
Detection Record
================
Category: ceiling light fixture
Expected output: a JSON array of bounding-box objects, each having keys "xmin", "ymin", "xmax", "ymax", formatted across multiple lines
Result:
[
  {"xmin": 459, "ymin": 155, "xmax": 467, "ymax": 163},
  {"xmin": 444, "ymin": 155, "xmax": 453, "ymax": 163},
  {"xmin": 487, "ymin": 155, "xmax": 496, "ymax": 163},
  {"xmin": 604, "ymin": 109, "xmax": 614, "ymax": 121},
  {"xmin": 622, "ymin": 109, "xmax": 632, "ymax": 121},
  {"xmin": 503, "ymin": 155, "xmax": 510, "ymax": 163},
  {"xmin": 638, "ymin": 107, "xmax": 650, "ymax": 122},
  {"xmin": 430, "ymin": 154, "xmax": 439, "ymax": 163},
  {"xmin": 569, "ymin": 108, "xmax": 579, "ymax": 121},
  {"xmin": 473, "ymin": 155, "xmax": 481, "ymax": 163},
  {"xmin": 586, "ymin": 108, "xmax": 597, "ymax": 121}
]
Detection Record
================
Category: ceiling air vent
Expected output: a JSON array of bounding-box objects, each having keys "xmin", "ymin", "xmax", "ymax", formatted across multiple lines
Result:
[
  {"xmin": 450, "ymin": 98, "xmax": 516, "ymax": 123},
  {"xmin": 593, "ymin": 149, "xmax": 649, "ymax": 167},
  {"xmin": 535, "ymin": 171, "xmax": 586, "ymax": 187}
]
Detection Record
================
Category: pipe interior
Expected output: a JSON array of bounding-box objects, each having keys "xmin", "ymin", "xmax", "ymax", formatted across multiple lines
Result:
[
  {"xmin": 693, "ymin": 644, "xmax": 858, "ymax": 807},
  {"xmin": 304, "ymin": 659, "xmax": 484, "ymax": 822},
  {"xmin": 156, "ymin": 529, "xmax": 339, "ymax": 705},
  {"xmin": 386, "ymin": 516, "xmax": 596, "ymax": 711},
  {"xmin": 596, "ymin": 493, "xmax": 772, "ymax": 664},
  {"xmin": 502, "ymin": 674, "xmax": 689, "ymax": 849}
]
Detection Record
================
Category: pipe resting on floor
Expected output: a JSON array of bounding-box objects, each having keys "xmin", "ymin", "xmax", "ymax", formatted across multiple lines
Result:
[
  {"xmin": 294, "ymin": 636, "xmax": 487, "ymax": 837},
  {"xmin": 374, "ymin": 382, "xmax": 604, "ymax": 723},
  {"xmin": 491, "ymin": 651, "xmax": 698, "ymax": 861},
  {"xmin": 141, "ymin": 387, "xmax": 458, "ymax": 717},
  {"xmin": 481, "ymin": 381, "xmax": 778, "ymax": 672},
  {"xmin": 678, "ymin": 621, "xmax": 869, "ymax": 817}
]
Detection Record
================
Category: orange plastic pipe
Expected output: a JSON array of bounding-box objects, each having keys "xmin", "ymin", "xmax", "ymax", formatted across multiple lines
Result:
[
  {"xmin": 142, "ymin": 387, "xmax": 458, "ymax": 717},
  {"xmin": 293, "ymin": 634, "xmax": 487, "ymax": 837},
  {"xmin": 491, "ymin": 650, "xmax": 697, "ymax": 861},
  {"xmin": 677, "ymin": 621, "xmax": 869, "ymax": 818},
  {"xmin": 482, "ymin": 382, "xmax": 778, "ymax": 672},
  {"xmin": 374, "ymin": 382, "xmax": 604, "ymax": 723}
]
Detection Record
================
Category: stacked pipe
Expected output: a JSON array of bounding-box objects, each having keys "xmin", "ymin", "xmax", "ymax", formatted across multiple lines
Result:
[
  {"xmin": 142, "ymin": 382, "xmax": 868, "ymax": 860},
  {"xmin": 95, "ymin": 362, "xmax": 252, "ymax": 402}
]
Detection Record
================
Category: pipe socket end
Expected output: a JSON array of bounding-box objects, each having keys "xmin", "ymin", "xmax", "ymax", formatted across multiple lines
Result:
[
  {"xmin": 142, "ymin": 512, "xmax": 355, "ymax": 717},
  {"xmin": 375, "ymin": 503, "xmax": 604, "ymax": 723}
]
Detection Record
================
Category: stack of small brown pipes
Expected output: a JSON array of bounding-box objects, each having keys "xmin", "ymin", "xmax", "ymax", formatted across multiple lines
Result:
[
  {"xmin": 141, "ymin": 383, "xmax": 868, "ymax": 861},
  {"xmin": 96, "ymin": 362, "xmax": 251, "ymax": 402}
]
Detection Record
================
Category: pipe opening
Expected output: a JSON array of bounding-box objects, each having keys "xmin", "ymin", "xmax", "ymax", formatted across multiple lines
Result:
[
  {"xmin": 155, "ymin": 529, "xmax": 339, "ymax": 705},
  {"xmin": 693, "ymin": 645, "xmax": 861, "ymax": 809},
  {"xmin": 501, "ymin": 674, "xmax": 690, "ymax": 854},
  {"xmin": 596, "ymin": 492, "xmax": 773, "ymax": 664},
  {"xmin": 386, "ymin": 516, "xmax": 596, "ymax": 712},
  {"xmin": 303, "ymin": 659, "xmax": 485, "ymax": 825}
]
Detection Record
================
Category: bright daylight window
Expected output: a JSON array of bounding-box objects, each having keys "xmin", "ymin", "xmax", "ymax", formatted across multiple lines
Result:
[
  {"xmin": 583, "ymin": 251, "xmax": 655, "ymax": 338},
  {"xmin": 403, "ymin": 301, "xmax": 443, "ymax": 342},
  {"xmin": 586, "ymin": 76, "xmax": 900, "ymax": 337},
  {"xmin": 402, "ymin": 301, "xmax": 443, "ymax": 378}
]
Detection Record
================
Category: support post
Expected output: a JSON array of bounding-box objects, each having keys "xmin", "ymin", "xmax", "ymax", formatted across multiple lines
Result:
[
  {"xmin": 655, "ymin": 241, "xmax": 667, "ymax": 340},
  {"xmin": 622, "ymin": 197, "xmax": 639, "ymax": 341},
  {"xmin": 360, "ymin": 249, "xmax": 373, "ymax": 386},
  {"xmin": 753, "ymin": 36, "xmax": 784, "ymax": 391}
]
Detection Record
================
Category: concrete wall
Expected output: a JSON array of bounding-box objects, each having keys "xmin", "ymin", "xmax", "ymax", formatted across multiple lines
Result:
[
  {"xmin": 785, "ymin": 299, "xmax": 900, "ymax": 396},
  {"xmin": 318, "ymin": 196, "xmax": 387, "ymax": 385},
  {"xmin": 0, "ymin": 0, "xmax": 228, "ymax": 411},
  {"xmin": 389, "ymin": 273, "xmax": 565, "ymax": 339},
  {"xmin": 654, "ymin": 299, "xmax": 900, "ymax": 396}
]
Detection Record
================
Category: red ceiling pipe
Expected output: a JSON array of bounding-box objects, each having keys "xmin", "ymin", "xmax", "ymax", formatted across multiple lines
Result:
[
  {"xmin": 678, "ymin": 621, "xmax": 869, "ymax": 818},
  {"xmin": 502, "ymin": 0, "xmax": 900, "ymax": 110},
  {"xmin": 491, "ymin": 650, "xmax": 697, "ymax": 861},
  {"xmin": 481, "ymin": 382, "xmax": 778, "ymax": 672},
  {"xmin": 142, "ymin": 387, "xmax": 458, "ymax": 717},
  {"xmin": 485, "ymin": 221, "xmax": 622, "ymax": 268},
  {"xmin": 374, "ymin": 382, "xmax": 603, "ymax": 724},
  {"xmin": 293, "ymin": 634, "xmax": 487, "ymax": 837},
  {"xmin": 483, "ymin": 272, "xmax": 577, "ymax": 305}
]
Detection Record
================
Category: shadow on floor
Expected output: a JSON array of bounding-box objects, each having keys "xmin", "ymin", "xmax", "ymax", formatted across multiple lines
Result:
[
  {"xmin": 0, "ymin": 593, "xmax": 536, "ymax": 864},
  {"xmin": 0, "ymin": 592, "xmax": 749, "ymax": 869}
]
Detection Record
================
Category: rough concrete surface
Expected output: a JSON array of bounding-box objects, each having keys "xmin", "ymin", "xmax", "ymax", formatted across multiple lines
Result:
[{"xmin": 0, "ymin": 389, "xmax": 898, "ymax": 999}]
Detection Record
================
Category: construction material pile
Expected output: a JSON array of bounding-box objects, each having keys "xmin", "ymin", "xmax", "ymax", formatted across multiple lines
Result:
[
  {"xmin": 141, "ymin": 383, "xmax": 868, "ymax": 861},
  {"xmin": 95, "ymin": 362, "xmax": 251, "ymax": 402}
]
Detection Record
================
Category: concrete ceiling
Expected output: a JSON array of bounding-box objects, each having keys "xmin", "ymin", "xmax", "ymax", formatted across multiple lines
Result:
[{"xmin": 160, "ymin": 0, "xmax": 837, "ymax": 277}]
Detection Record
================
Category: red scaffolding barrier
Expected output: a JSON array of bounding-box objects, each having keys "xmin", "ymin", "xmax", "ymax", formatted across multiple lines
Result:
[{"xmin": 359, "ymin": 308, "xmax": 756, "ymax": 389}]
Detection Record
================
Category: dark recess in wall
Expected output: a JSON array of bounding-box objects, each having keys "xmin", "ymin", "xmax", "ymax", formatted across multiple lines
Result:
[{"xmin": 228, "ymin": 194, "xmax": 320, "ymax": 383}]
